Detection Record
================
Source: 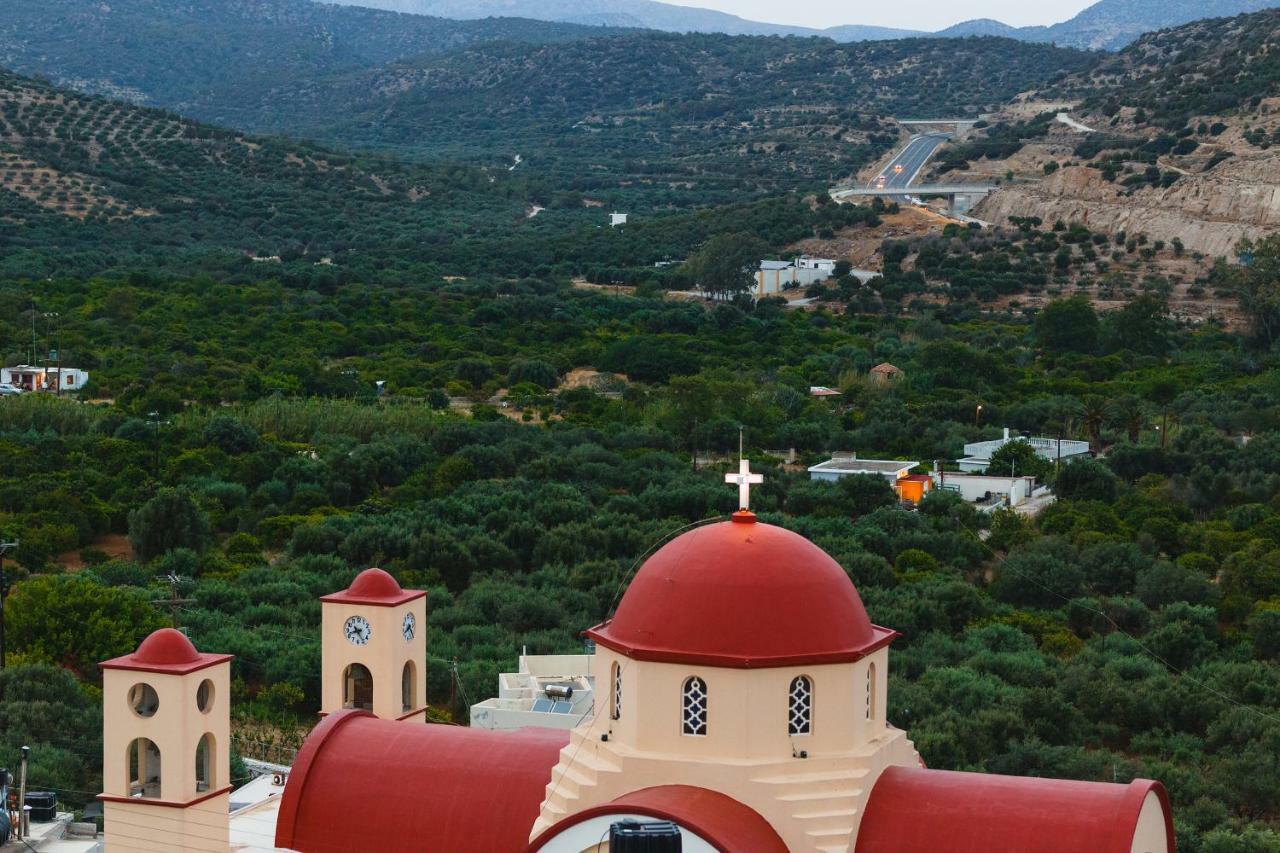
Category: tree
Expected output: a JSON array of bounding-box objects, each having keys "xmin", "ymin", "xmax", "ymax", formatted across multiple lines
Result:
[
  {"xmin": 1055, "ymin": 459, "xmax": 1118, "ymax": 503},
  {"xmin": 1250, "ymin": 608, "xmax": 1280, "ymax": 660},
  {"xmin": 1106, "ymin": 395, "xmax": 1147, "ymax": 444},
  {"xmin": 688, "ymin": 232, "xmax": 768, "ymax": 298},
  {"xmin": 1034, "ymin": 296, "xmax": 1099, "ymax": 354},
  {"xmin": 987, "ymin": 441, "xmax": 1051, "ymax": 480},
  {"xmin": 1229, "ymin": 235, "xmax": 1280, "ymax": 347},
  {"xmin": 5, "ymin": 575, "xmax": 167, "ymax": 680},
  {"xmin": 128, "ymin": 487, "xmax": 213, "ymax": 562},
  {"xmin": 1075, "ymin": 395, "xmax": 1108, "ymax": 453}
]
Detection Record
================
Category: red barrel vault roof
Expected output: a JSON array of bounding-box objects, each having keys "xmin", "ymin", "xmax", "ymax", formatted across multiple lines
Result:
[
  {"xmin": 528, "ymin": 785, "xmax": 788, "ymax": 852},
  {"xmin": 275, "ymin": 711, "xmax": 568, "ymax": 853},
  {"xmin": 856, "ymin": 766, "xmax": 1175, "ymax": 853},
  {"xmin": 587, "ymin": 514, "xmax": 895, "ymax": 668}
]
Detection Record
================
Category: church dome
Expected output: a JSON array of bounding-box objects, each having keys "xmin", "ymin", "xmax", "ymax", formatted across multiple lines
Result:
[
  {"xmin": 321, "ymin": 568, "xmax": 426, "ymax": 607},
  {"xmin": 133, "ymin": 628, "xmax": 201, "ymax": 665},
  {"xmin": 587, "ymin": 514, "xmax": 896, "ymax": 668}
]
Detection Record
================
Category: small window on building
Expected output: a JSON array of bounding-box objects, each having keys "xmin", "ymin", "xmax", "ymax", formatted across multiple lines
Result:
[
  {"xmin": 196, "ymin": 679, "xmax": 214, "ymax": 714},
  {"xmin": 402, "ymin": 661, "xmax": 416, "ymax": 713},
  {"xmin": 129, "ymin": 683, "xmax": 159, "ymax": 718},
  {"xmin": 610, "ymin": 662, "xmax": 622, "ymax": 721},
  {"xmin": 788, "ymin": 676, "xmax": 813, "ymax": 736},
  {"xmin": 195, "ymin": 733, "xmax": 215, "ymax": 793},
  {"xmin": 127, "ymin": 737, "xmax": 162, "ymax": 798},
  {"xmin": 682, "ymin": 676, "xmax": 708, "ymax": 736},
  {"xmin": 866, "ymin": 663, "xmax": 877, "ymax": 722},
  {"xmin": 343, "ymin": 663, "xmax": 373, "ymax": 711}
]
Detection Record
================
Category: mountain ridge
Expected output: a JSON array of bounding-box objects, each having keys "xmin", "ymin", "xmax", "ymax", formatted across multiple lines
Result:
[{"xmin": 318, "ymin": 0, "xmax": 1280, "ymax": 50}]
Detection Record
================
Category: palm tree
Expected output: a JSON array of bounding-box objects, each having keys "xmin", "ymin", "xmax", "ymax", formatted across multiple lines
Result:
[
  {"xmin": 1107, "ymin": 395, "xmax": 1147, "ymax": 444},
  {"xmin": 1077, "ymin": 395, "xmax": 1108, "ymax": 453}
]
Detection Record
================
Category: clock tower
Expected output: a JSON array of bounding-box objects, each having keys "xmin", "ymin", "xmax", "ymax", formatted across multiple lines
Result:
[{"xmin": 320, "ymin": 568, "xmax": 427, "ymax": 722}]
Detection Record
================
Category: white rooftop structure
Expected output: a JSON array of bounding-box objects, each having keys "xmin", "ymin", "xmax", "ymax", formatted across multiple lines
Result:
[
  {"xmin": 959, "ymin": 428, "xmax": 1091, "ymax": 473},
  {"xmin": 934, "ymin": 470, "xmax": 1038, "ymax": 510},
  {"xmin": 469, "ymin": 652, "xmax": 595, "ymax": 731},
  {"xmin": 609, "ymin": 212, "xmax": 628, "ymax": 227},
  {"xmin": 808, "ymin": 453, "xmax": 917, "ymax": 483}
]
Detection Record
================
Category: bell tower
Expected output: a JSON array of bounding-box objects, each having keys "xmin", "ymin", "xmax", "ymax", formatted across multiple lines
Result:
[
  {"xmin": 100, "ymin": 629, "xmax": 233, "ymax": 853},
  {"xmin": 321, "ymin": 568, "xmax": 427, "ymax": 722}
]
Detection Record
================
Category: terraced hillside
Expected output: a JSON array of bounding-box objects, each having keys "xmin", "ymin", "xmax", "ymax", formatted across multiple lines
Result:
[{"xmin": 0, "ymin": 69, "xmax": 531, "ymax": 282}]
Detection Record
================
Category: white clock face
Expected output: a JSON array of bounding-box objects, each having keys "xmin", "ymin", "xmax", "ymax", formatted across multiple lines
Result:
[
  {"xmin": 344, "ymin": 615, "xmax": 371, "ymax": 646},
  {"xmin": 402, "ymin": 612, "xmax": 416, "ymax": 642}
]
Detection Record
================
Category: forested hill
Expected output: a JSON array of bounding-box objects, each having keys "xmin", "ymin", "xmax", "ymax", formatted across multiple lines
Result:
[
  {"xmin": 257, "ymin": 34, "xmax": 1095, "ymax": 196},
  {"xmin": 0, "ymin": 0, "xmax": 611, "ymax": 125},
  {"xmin": 1067, "ymin": 9, "xmax": 1280, "ymax": 126},
  {"xmin": 0, "ymin": 68, "xmax": 535, "ymax": 283}
]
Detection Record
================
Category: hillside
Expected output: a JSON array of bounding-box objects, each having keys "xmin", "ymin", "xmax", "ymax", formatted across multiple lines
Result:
[
  {"xmin": 0, "ymin": 68, "xmax": 538, "ymax": 282},
  {"xmin": 0, "ymin": 0, "xmax": 609, "ymax": 126},
  {"xmin": 1030, "ymin": 0, "xmax": 1280, "ymax": 50},
  {"xmin": 930, "ymin": 10, "xmax": 1280, "ymax": 256},
  {"xmin": 254, "ymin": 33, "xmax": 1094, "ymax": 202}
]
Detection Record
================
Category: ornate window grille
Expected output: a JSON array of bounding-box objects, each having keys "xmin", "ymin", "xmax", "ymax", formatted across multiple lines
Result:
[
  {"xmin": 788, "ymin": 676, "xmax": 813, "ymax": 735},
  {"xmin": 611, "ymin": 662, "xmax": 622, "ymax": 721},
  {"xmin": 682, "ymin": 676, "xmax": 708, "ymax": 736},
  {"xmin": 866, "ymin": 663, "xmax": 877, "ymax": 721}
]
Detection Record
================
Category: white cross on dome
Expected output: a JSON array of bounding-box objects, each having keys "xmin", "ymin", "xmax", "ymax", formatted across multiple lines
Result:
[{"xmin": 725, "ymin": 458, "xmax": 764, "ymax": 511}]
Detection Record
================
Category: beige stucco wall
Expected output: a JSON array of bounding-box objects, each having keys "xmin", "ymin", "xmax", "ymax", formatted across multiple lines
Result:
[
  {"xmin": 105, "ymin": 792, "xmax": 230, "ymax": 852},
  {"xmin": 320, "ymin": 597, "xmax": 427, "ymax": 721},
  {"xmin": 102, "ymin": 663, "xmax": 231, "ymax": 804},
  {"xmin": 1130, "ymin": 790, "xmax": 1170, "ymax": 853},
  {"xmin": 534, "ymin": 646, "xmax": 918, "ymax": 852}
]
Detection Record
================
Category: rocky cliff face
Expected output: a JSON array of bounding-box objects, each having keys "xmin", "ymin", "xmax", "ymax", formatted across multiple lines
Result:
[{"xmin": 975, "ymin": 157, "xmax": 1280, "ymax": 258}]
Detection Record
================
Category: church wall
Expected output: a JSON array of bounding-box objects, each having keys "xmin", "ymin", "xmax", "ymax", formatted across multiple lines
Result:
[{"xmin": 1131, "ymin": 791, "xmax": 1171, "ymax": 853}]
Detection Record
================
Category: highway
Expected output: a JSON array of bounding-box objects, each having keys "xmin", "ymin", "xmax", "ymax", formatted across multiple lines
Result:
[{"xmin": 867, "ymin": 131, "xmax": 952, "ymax": 204}]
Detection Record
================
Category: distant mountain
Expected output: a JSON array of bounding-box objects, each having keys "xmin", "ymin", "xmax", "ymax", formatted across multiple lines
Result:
[
  {"xmin": 0, "ymin": 0, "xmax": 609, "ymax": 122},
  {"xmin": 325, "ymin": 0, "xmax": 1280, "ymax": 50},
  {"xmin": 322, "ymin": 0, "xmax": 922, "ymax": 39}
]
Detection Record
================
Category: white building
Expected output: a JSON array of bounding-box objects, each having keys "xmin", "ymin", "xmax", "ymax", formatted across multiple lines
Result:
[
  {"xmin": 609, "ymin": 212, "xmax": 628, "ymax": 227},
  {"xmin": 2, "ymin": 365, "xmax": 89, "ymax": 393},
  {"xmin": 753, "ymin": 258, "xmax": 837, "ymax": 297},
  {"xmin": 934, "ymin": 470, "xmax": 1038, "ymax": 510},
  {"xmin": 808, "ymin": 453, "xmax": 918, "ymax": 483},
  {"xmin": 959, "ymin": 427, "xmax": 1090, "ymax": 473},
  {"xmin": 469, "ymin": 652, "xmax": 595, "ymax": 732}
]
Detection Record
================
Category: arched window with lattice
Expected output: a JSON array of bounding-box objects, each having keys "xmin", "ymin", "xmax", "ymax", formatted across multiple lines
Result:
[
  {"xmin": 681, "ymin": 676, "xmax": 708, "ymax": 736},
  {"xmin": 610, "ymin": 662, "xmax": 622, "ymax": 721},
  {"xmin": 788, "ymin": 675, "xmax": 813, "ymax": 736},
  {"xmin": 866, "ymin": 663, "xmax": 877, "ymax": 721}
]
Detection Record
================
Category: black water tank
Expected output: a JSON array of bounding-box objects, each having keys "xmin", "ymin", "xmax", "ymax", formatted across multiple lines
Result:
[
  {"xmin": 609, "ymin": 820, "xmax": 682, "ymax": 852},
  {"xmin": 25, "ymin": 791, "xmax": 56, "ymax": 823}
]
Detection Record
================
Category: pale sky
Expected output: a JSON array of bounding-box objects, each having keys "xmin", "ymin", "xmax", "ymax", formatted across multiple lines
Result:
[{"xmin": 665, "ymin": 0, "xmax": 1099, "ymax": 30}]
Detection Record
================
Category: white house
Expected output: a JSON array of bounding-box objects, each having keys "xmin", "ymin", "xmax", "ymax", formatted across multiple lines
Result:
[
  {"xmin": 959, "ymin": 427, "xmax": 1090, "ymax": 473},
  {"xmin": 469, "ymin": 653, "xmax": 595, "ymax": 732},
  {"xmin": 2, "ymin": 365, "xmax": 89, "ymax": 393},
  {"xmin": 808, "ymin": 452, "xmax": 918, "ymax": 483},
  {"xmin": 609, "ymin": 212, "xmax": 628, "ymax": 227},
  {"xmin": 754, "ymin": 258, "xmax": 838, "ymax": 298},
  {"xmin": 934, "ymin": 470, "xmax": 1037, "ymax": 509}
]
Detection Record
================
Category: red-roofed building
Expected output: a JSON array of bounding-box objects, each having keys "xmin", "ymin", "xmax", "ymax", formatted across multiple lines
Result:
[{"xmin": 98, "ymin": 461, "xmax": 1175, "ymax": 853}]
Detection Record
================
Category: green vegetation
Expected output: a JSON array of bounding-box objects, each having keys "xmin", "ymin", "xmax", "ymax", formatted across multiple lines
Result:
[{"xmin": 0, "ymin": 270, "xmax": 1278, "ymax": 848}]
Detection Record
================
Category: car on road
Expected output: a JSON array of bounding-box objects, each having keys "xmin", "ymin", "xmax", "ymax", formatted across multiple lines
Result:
[
  {"xmin": 0, "ymin": 383, "xmax": 23, "ymax": 396},
  {"xmin": 894, "ymin": 164, "xmax": 904, "ymax": 174},
  {"xmin": 875, "ymin": 176, "xmax": 887, "ymax": 189}
]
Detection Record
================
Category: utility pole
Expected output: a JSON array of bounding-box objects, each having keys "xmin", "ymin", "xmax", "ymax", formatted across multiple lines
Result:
[
  {"xmin": 151, "ymin": 574, "xmax": 196, "ymax": 629},
  {"xmin": 16, "ymin": 746, "xmax": 27, "ymax": 840}
]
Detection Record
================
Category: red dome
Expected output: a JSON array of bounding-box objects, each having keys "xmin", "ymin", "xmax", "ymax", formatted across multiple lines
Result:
[
  {"xmin": 133, "ymin": 628, "xmax": 200, "ymax": 665},
  {"xmin": 348, "ymin": 568, "xmax": 403, "ymax": 598},
  {"xmin": 100, "ymin": 628, "xmax": 232, "ymax": 676},
  {"xmin": 587, "ymin": 515, "xmax": 896, "ymax": 668},
  {"xmin": 321, "ymin": 568, "xmax": 425, "ymax": 608}
]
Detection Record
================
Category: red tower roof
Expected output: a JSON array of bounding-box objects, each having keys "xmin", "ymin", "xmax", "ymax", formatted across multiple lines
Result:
[
  {"xmin": 100, "ymin": 628, "xmax": 232, "ymax": 675},
  {"xmin": 275, "ymin": 711, "xmax": 567, "ymax": 853},
  {"xmin": 320, "ymin": 567, "xmax": 425, "ymax": 607},
  {"xmin": 856, "ymin": 767, "xmax": 1175, "ymax": 853},
  {"xmin": 587, "ymin": 517, "xmax": 895, "ymax": 668}
]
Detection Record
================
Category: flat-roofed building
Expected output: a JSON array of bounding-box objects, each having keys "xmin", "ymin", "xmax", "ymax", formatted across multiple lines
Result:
[{"xmin": 809, "ymin": 453, "xmax": 918, "ymax": 483}]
